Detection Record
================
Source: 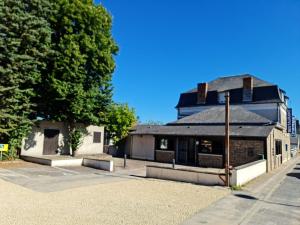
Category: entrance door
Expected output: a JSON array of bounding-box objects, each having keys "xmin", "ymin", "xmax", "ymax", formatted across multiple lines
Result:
[
  {"xmin": 178, "ymin": 137, "xmax": 197, "ymax": 165},
  {"xmin": 187, "ymin": 138, "xmax": 196, "ymax": 165},
  {"xmin": 43, "ymin": 129, "xmax": 59, "ymax": 155},
  {"xmin": 178, "ymin": 137, "xmax": 188, "ymax": 163}
]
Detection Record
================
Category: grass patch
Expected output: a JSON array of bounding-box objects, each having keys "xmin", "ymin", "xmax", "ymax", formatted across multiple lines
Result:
[{"xmin": 231, "ymin": 185, "xmax": 243, "ymax": 191}]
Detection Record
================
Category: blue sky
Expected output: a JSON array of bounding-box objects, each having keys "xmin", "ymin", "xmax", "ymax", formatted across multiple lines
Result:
[{"xmin": 97, "ymin": 0, "xmax": 300, "ymax": 123}]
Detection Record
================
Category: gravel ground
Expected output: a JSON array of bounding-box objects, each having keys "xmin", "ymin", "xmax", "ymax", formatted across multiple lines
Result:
[{"xmin": 0, "ymin": 177, "xmax": 228, "ymax": 225}]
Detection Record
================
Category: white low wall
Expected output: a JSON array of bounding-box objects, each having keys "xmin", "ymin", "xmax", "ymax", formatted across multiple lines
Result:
[
  {"xmin": 146, "ymin": 166, "xmax": 225, "ymax": 186},
  {"xmin": 51, "ymin": 159, "xmax": 83, "ymax": 167},
  {"xmin": 230, "ymin": 160, "xmax": 266, "ymax": 186},
  {"xmin": 21, "ymin": 155, "xmax": 52, "ymax": 166},
  {"xmin": 21, "ymin": 155, "xmax": 114, "ymax": 172},
  {"xmin": 83, "ymin": 158, "xmax": 114, "ymax": 172}
]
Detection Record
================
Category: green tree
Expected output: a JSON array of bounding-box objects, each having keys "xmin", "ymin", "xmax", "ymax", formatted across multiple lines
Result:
[
  {"xmin": 103, "ymin": 104, "xmax": 137, "ymax": 144},
  {"xmin": 0, "ymin": 87, "xmax": 19, "ymax": 136},
  {"xmin": 0, "ymin": 0, "xmax": 52, "ymax": 157},
  {"xmin": 38, "ymin": 0, "xmax": 118, "ymax": 130}
]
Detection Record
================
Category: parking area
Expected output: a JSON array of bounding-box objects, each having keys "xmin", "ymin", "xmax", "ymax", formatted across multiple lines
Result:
[
  {"xmin": 0, "ymin": 160, "xmax": 228, "ymax": 225},
  {"xmin": 0, "ymin": 161, "xmax": 139, "ymax": 192}
]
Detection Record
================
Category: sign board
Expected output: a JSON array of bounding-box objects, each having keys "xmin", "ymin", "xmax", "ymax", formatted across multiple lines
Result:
[
  {"xmin": 292, "ymin": 116, "xmax": 297, "ymax": 137},
  {"xmin": 0, "ymin": 144, "xmax": 8, "ymax": 152},
  {"xmin": 287, "ymin": 108, "xmax": 292, "ymax": 133}
]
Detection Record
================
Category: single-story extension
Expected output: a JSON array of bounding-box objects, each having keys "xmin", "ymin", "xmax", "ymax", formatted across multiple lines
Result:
[
  {"xmin": 125, "ymin": 106, "xmax": 290, "ymax": 172},
  {"xmin": 21, "ymin": 121, "xmax": 104, "ymax": 157}
]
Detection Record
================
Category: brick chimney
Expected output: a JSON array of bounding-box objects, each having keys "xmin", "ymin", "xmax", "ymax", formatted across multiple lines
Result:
[
  {"xmin": 243, "ymin": 76, "xmax": 253, "ymax": 102},
  {"xmin": 197, "ymin": 83, "xmax": 208, "ymax": 104}
]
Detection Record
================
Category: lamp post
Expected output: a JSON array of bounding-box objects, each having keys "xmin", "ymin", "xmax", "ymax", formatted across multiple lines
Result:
[{"xmin": 225, "ymin": 92, "xmax": 230, "ymax": 187}]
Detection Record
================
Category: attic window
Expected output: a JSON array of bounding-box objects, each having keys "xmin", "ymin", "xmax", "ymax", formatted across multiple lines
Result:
[{"xmin": 218, "ymin": 92, "xmax": 226, "ymax": 104}]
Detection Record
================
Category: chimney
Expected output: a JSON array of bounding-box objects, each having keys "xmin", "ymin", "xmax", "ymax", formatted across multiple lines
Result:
[
  {"xmin": 197, "ymin": 83, "xmax": 208, "ymax": 104},
  {"xmin": 243, "ymin": 76, "xmax": 253, "ymax": 102}
]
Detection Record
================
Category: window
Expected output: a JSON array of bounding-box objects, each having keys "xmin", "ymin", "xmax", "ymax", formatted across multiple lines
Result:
[
  {"xmin": 197, "ymin": 139, "xmax": 224, "ymax": 155},
  {"xmin": 155, "ymin": 137, "xmax": 175, "ymax": 150},
  {"xmin": 285, "ymin": 144, "xmax": 289, "ymax": 152},
  {"xmin": 160, "ymin": 139, "xmax": 168, "ymax": 150},
  {"xmin": 199, "ymin": 140, "xmax": 213, "ymax": 153},
  {"xmin": 275, "ymin": 140, "xmax": 282, "ymax": 155},
  {"xmin": 218, "ymin": 92, "xmax": 226, "ymax": 104},
  {"xmin": 93, "ymin": 132, "xmax": 101, "ymax": 143}
]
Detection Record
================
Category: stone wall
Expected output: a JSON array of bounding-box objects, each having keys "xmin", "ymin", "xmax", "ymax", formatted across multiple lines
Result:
[
  {"xmin": 230, "ymin": 139, "xmax": 264, "ymax": 167},
  {"xmin": 155, "ymin": 150, "xmax": 175, "ymax": 163},
  {"xmin": 198, "ymin": 154, "xmax": 223, "ymax": 168},
  {"xmin": 266, "ymin": 128, "xmax": 291, "ymax": 172}
]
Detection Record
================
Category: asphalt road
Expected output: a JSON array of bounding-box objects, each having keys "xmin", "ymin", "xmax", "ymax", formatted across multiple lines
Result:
[{"xmin": 183, "ymin": 157, "xmax": 300, "ymax": 225}]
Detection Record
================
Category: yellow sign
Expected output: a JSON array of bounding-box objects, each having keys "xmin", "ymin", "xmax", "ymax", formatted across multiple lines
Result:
[{"xmin": 0, "ymin": 144, "xmax": 8, "ymax": 152}]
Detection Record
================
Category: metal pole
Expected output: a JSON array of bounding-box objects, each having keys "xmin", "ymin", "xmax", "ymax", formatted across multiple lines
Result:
[
  {"xmin": 124, "ymin": 153, "xmax": 127, "ymax": 168},
  {"xmin": 172, "ymin": 158, "xmax": 175, "ymax": 169},
  {"xmin": 225, "ymin": 92, "xmax": 230, "ymax": 187}
]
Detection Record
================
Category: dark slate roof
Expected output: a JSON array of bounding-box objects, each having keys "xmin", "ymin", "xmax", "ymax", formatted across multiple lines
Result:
[
  {"xmin": 130, "ymin": 125, "xmax": 274, "ymax": 138},
  {"xmin": 176, "ymin": 75, "xmax": 282, "ymax": 108},
  {"xmin": 169, "ymin": 106, "xmax": 272, "ymax": 125},
  {"xmin": 187, "ymin": 74, "xmax": 273, "ymax": 92}
]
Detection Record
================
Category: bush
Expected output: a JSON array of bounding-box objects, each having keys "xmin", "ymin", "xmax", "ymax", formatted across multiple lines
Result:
[{"xmin": 69, "ymin": 128, "xmax": 86, "ymax": 153}]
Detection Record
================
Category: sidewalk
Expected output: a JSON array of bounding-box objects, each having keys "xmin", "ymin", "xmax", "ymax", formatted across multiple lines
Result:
[{"xmin": 182, "ymin": 156, "xmax": 300, "ymax": 225}]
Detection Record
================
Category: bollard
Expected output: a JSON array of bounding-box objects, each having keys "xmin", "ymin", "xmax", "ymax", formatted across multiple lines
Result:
[
  {"xmin": 124, "ymin": 154, "xmax": 127, "ymax": 168},
  {"xmin": 172, "ymin": 158, "xmax": 175, "ymax": 169}
]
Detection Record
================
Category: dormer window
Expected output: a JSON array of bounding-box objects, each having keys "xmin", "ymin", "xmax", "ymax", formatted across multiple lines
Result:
[
  {"xmin": 218, "ymin": 92, "xmax": 226, "ymax": 104},
  {"xmin": 284, "ymin": 96, "xmax": 289, "ymax": 106}
]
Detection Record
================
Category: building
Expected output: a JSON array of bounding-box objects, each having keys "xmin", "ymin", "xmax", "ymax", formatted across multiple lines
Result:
[
  {"xmin": 126, "ymin": 74, "xmax": 292, "ymax": 172},
  {"xmin": 176, "ymin": 74, "xmax": 289, "ymax": 125},
  {"xmin": 290, "ymin": 136, "xmax": 299, "ymax": 157},
  {"xmin": 21, "ymin": 121, "xmax": 104, "ymax": 157}
]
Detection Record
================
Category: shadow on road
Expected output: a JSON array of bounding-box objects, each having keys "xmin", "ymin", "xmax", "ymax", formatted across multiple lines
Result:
[
  {"xmin": 234, "ymin": 194, "xmax": 258, "ymax": 200},
  {"xmin": 234, "ymin": 193, "xmax": 300, "ymax": 208},
  {"xmin": 262, "ymin": 200, "xmax": 300, "ymax": 208},
  {"xmin": 286, "ymin": 172, "xmax": 300, "ymax": 179}
]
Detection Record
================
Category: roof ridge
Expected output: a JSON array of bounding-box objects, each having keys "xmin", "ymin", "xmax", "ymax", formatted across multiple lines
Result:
[
  {"xmin": 170, "ymin": 105, "xmax": 272, "ymax": 125},
  {"xmin": 216, "ymin": 73, "xmax": 253, "ymax": 79}
]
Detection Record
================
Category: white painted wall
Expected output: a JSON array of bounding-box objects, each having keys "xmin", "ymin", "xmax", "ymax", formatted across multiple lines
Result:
[
  {"xmin": 146, "ymin": 166, "xmax": 225, "ymax": 186},
  {"xmin": 21, "ymin": 121, "xmax": 69, "ymax": 157},
  {"xmin": 77, "ymin": 125, "xmax": 104, "ymax": 155},
  {"xmin": 21, "ymin": 121, "xmax": 104, "ymax": 157},
  {"xmin": 83, "ymin": 158, "xmax": 114, "ymax": 172},
  {"xmin": 178, "ymin": 103, "xmax": 279, "ymax": 122},
  {"xmin": 51, "ymin": 159, "xmax": 83, "ymax": 167},
  {"xmin": 131, "ymin": 135, "xmax": 155, "ymax": 160},
  {"xmin": 279, "ymin": 104, "xmax": 287, "ymax": 129},
  {"xmin": 230, "ymin": 160, "xmax": 267, "ymax": 186}
]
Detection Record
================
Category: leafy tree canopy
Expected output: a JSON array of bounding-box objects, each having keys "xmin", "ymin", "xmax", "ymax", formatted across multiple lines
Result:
[
  {"xmin": 38, "ymin": 0, "xmax": 118, "ymax": 127},
  {"xmin": 0, "ymin": 0, "xmax": 52, "ymax": 156},
  {"xmin": 102, "ymin": 104, "xmax": 137, "ymax": 144}
]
